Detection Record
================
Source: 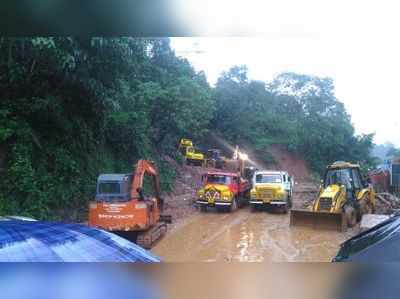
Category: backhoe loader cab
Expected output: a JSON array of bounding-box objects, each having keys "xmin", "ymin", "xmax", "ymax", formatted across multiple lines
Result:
[
  {"xmin": 178, "ymin": 138, "xmax": 193, "ymax": 155},
  {"xmin": 290, "ymin": 161, "xmax": 375, "ymax": 231},
  {"xmin": 323, "ymin": 163, "xmax": 366, "ymax": 194},
  {"xmin": 178, "ymin": 138, "xmax": 205, "ymax": 166},
  {"xmin": 182, "ymin": 146, "xmax": 204, "ymax": 166}
]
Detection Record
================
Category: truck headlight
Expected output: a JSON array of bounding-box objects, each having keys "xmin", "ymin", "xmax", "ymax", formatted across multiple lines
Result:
[
  {"xmin": 221, "ymin": 192, "xmax": 231, "ymax": 200},
  {"xmin": 197, "ymin": 189, "xmax": 205, "ymax": 198},
  {"xmin": 277, "ymin": 192, "xmax": 285, "ymax": 199}
]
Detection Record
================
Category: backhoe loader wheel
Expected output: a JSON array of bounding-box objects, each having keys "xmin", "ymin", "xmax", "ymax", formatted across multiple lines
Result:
[
  {"xmin": 359, "ymin": 193, "xmax": 373, "ymax": 216},
  {"xmin": 344, "ymin": 205, "xmax": 357, "ymax": 228}
]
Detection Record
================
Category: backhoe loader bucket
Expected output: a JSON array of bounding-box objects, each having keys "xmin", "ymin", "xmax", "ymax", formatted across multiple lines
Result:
[{"xmin": 290, "ymin": 209, "xmax": 347, "ymax": 232}]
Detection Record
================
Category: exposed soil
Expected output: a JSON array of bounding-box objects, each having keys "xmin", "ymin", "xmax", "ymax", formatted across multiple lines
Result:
[
  {"xmin": 162, "ymin": 156, "xmax": 212, "ymax": 231},
  {"xmin": 267, "ymin": 144, "xmax": 312, "ymax": 182}
]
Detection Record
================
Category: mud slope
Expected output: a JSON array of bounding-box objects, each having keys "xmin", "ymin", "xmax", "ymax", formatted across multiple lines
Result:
[
  {"xmin": 162, "ymin": 156, "xmax": 217, "ymax": 230},
  {"xmin": 267, "ymin": 144, "xmax": 311, "ymax": 182}
]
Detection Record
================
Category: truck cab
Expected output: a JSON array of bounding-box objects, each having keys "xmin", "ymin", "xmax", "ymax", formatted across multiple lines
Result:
[
  {"xmin": 250, "ymin": 170, "xmax": 293, "ymax": 212},
  {"xmin": 196, "ymin": 172, "xmax": 250, "ymax": 212}
]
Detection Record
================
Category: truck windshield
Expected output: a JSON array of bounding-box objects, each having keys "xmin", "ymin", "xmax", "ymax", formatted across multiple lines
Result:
[
  {"xmin": 207, "ymin": 175, "xmax": 231, "ymax": 184},
  {"xmin": 255, "ymin": 174, "xmax": 282, "ymax": 183},
  {"xmin": 98, "ymin": 182, "xmax": 120, "ymax": 194}
]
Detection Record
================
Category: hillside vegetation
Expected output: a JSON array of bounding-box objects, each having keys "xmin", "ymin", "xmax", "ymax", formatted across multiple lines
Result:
[{"xmin": 0, "ymin": 37, "xmax": 375, "ymax": 220}]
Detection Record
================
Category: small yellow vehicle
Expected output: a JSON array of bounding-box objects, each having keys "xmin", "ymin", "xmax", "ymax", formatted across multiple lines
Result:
[
  {"xmin": 178, "ymin": 138, "xmax": 205, "ymax": 166},
  {"xmin": 178, "ymin": 138, "xmax": 193, "ymax": 154},
  {"xmin": 290, "ymin": 161, "xmax": 376, "ymax": 231}
]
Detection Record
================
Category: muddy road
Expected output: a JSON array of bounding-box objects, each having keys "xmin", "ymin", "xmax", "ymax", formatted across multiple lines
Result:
[{"xmin": 153, "ymin": 207, "xmax": 354, "ymax": 262}]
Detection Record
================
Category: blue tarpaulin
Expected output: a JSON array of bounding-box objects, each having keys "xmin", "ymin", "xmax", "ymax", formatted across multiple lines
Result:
[{"xmin": 0, "ymin": 220, "xmax": 160, "ymax": 262}]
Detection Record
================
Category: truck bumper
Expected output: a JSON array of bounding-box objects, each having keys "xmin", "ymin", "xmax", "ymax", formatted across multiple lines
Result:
[
  {"xmin": 196, "ymin": 200, "xmax": 232, "ymax": 206},
  {"xmin": 249, "ymin": 200, "xmax": 286, "ymax": 206}
]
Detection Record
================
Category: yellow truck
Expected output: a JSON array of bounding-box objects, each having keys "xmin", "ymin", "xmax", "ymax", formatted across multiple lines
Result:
[
  {"xmin": 178, "ymin": 138, "xmax": 205, "ymax": 166},
  {"xmin": 249, "ymin": 170, "xmax": 293, "ymax": 212}
]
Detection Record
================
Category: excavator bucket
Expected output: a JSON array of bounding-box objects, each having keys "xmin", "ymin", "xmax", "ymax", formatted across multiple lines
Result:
[{"xmin": 290, "ymin": 209, "xmax": 347, "ymax": 232}]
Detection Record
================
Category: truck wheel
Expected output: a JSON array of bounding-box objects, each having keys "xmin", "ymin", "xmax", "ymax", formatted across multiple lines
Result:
[
  {"xmin": 344, "ymin": 204, "xmax": 357, "ymax": 228},
  {"xmin": 237, "ymin": 195, "xmax": 244, "ymax": 208},
  {"xmin": 216, "ymin": 206, "xmax": 224, "ymax": 213},
  {"xmin": 287, "ymin": 195, "xmax": 292, "ymax": 209},
  {"xmin": 200, "ymin": 205, "xmax": 207, "ymax": 212}
]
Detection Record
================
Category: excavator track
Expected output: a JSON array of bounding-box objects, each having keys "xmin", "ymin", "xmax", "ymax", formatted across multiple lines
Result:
[{"xmin": 136, "ymin": 223, "xmax": 167, "ymax": 249}]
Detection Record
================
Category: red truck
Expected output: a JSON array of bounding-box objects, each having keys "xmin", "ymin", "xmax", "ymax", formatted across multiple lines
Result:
[
  {"xmin": 196, "ymin": 153, "xmax": 252, "ymax": 214},
  {"xmin": 196, "ymin": 171, "xmax": 251, "ymax": 212}
]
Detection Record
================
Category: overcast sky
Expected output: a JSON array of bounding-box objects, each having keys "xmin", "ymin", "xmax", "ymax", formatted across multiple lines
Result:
[{"xmin": 170, "ymin": 0, "xmax": 400, "ymax": 146}]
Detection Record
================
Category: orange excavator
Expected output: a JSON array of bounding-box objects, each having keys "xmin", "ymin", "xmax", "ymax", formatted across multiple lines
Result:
[{"xmin": 88, "ymin": 160, "xmax": 171, "ymax": 248}]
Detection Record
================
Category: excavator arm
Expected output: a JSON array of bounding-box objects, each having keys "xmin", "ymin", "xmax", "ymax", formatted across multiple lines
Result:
[{"xmin": 130, "ymin": 160, "xmax": 163, "ymax": 211}]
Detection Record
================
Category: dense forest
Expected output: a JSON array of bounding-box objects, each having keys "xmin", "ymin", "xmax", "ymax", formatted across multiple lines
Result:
[{"xmin": 0, "ymin": 37, "xmax": 375, "ymax": 220}]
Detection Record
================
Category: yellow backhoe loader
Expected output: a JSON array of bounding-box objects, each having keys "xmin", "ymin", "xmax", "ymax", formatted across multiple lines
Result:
[
  {"xmin": 178, "ymin": 138, "xmax": 205, "ymax": 166},
  {"xmin": 290, "ymin": 161, "xmax": 375, "ymax": 231}
]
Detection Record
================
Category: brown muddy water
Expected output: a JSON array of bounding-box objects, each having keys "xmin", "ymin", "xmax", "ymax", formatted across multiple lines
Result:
[{"xmin": 153, "ymin": 207, "xmax": 355, "ymax": 262}]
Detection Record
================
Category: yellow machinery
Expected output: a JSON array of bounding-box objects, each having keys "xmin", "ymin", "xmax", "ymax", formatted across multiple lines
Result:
[
  {"xmin": 290, "ymin": 161, "xmax": 376, "ymax": 231},
  {"xmin": 178, "ymin": 138, "xmax": 193, "ymax": 153},
  {"xmin": 178, "ymin": 138, "xmax": 205, "ymax": 166}
]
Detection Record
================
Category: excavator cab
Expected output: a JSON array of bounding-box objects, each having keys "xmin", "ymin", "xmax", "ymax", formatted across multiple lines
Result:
[{"xmin": 95, "ymin": 174, "xmax": 132, "ymax": 202}]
